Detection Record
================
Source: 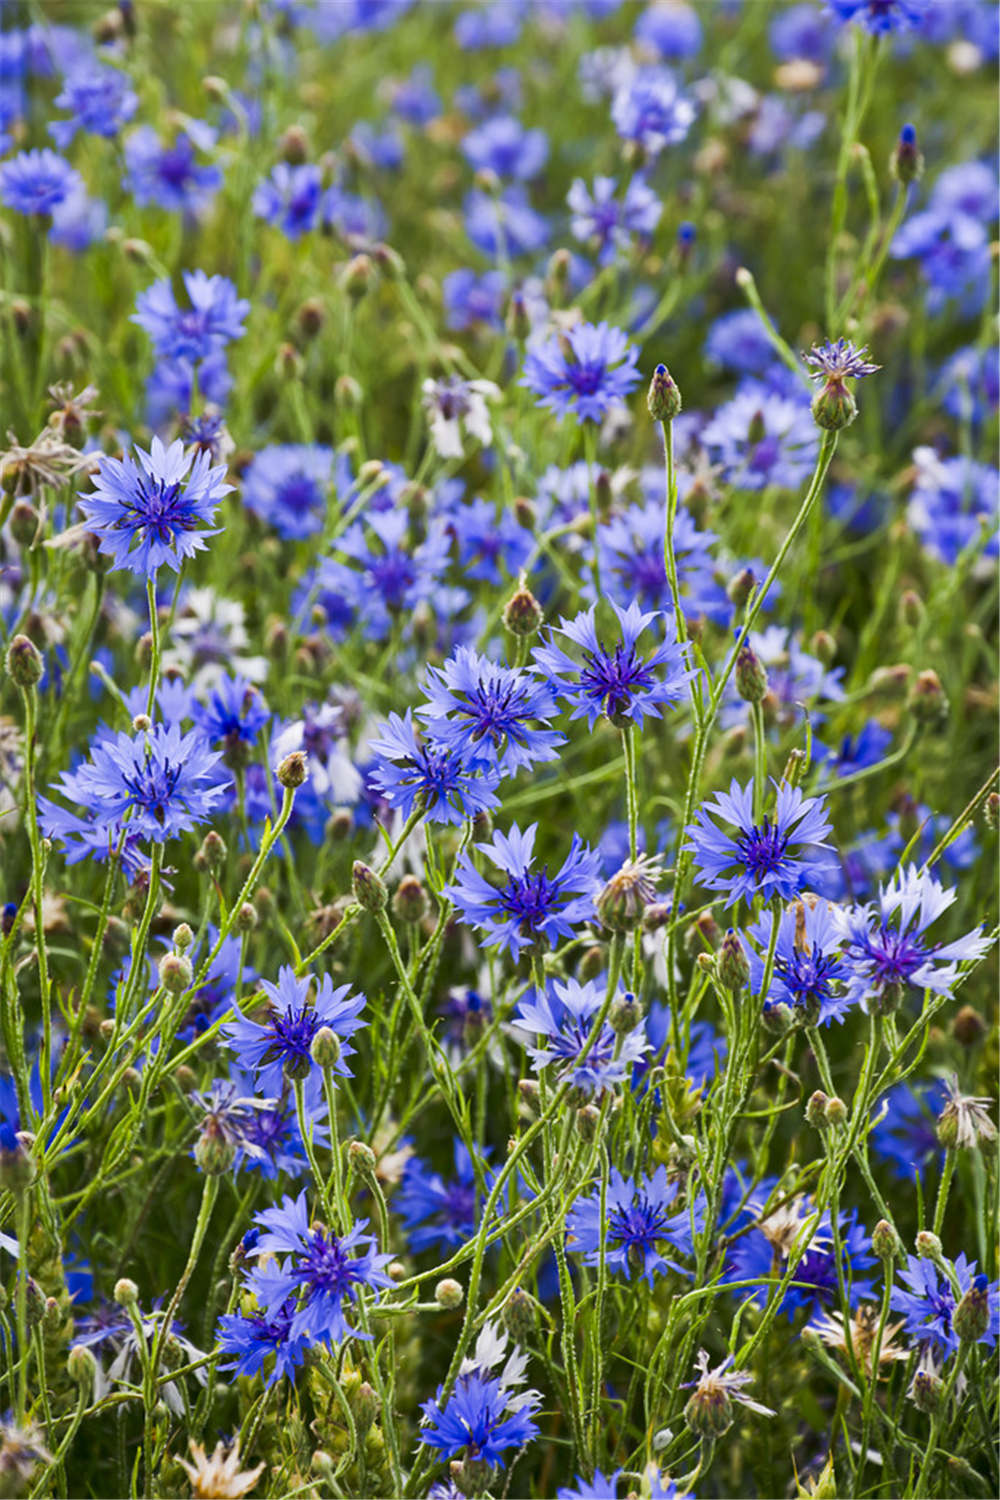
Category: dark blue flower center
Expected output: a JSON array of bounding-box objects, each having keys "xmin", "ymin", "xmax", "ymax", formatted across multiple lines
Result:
[
  {"xmin": 776, "ymin": 945, "xmax": 842, "ymax": 1010},
  {"xmin": 278, "ymin": 475, "xmax": 320, "ymax": 515},
  {"xmin": 735, "ymin": 817, "xmax": 790, "ymax": 876},
  {"xmin": 499, "ymin": 869, "xmax": 561, "ymax": 932},
  {"xmin": 122, "ymin": 754, "xmax": 183, "ymax": 825},
  {"xmin": 296, "ymin": 1230, "xmax": 362, "ymax": 1300},
  {"xmin": 566, "ymin": 358, "xmax": 608, "ymax": 397},
  {"xmin": 863, "ymin": 925, "xmax": 930, "ymax": 990},
  {"xmin": 610, "ymin": 1194, "xmax": 672, "ymax": 1251},
  {"xmin": 128, "ymin": 477, "xmax": 194, "ymax": 542},
  {"xmin": 265, "ymin": 1004, "xmax": 319, "ymax": 1064},
  {"xmin": 458, "ymin": 681, "xmax": 529, "ymax": 744},
  {"xmin": 551, "ymin": 1020, "xmax": 615, "ymax": 1072},
  {"xmin": 371, "ymin": 551, "xmax": 415, "ymax": 608},
  {"xmin": 580, "ymin": 642, "xmax": 656, "ymax": 717}
]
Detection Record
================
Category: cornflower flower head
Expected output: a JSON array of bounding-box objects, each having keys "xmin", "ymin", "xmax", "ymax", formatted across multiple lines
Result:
[
  {"xmin": 533, "ymin": 599, "xmax": 692, "ymax": 729},
  {"xmin": 0, "ymin": 147, "xmax": 82, "ymax": 214},
  {"xmin": 420, "ymin": 1320, "xmax": 541, "ymax": 1470},
  {"xmin": 444, "ymin": 822, "xmax": 601, "ymax": 957},
  {"xmin": 701, "ymin": 384, "xmax": 818, "ymax": 491},
  {"xmin": 176, "ymin": 1439, "xmax": 263, "ymax": 1500},
  {"xmin": 462, "ymin": 114, "xmax": 548, "ymax": 179},
  {"xmin": 567, "ymin": 174, "xmax": 661, "ymax": 265},
  {"xmin": 682, "ymin": 1349, "xmax": 776, "ymax": 1434},
  {"xmin": 566, "ymin": 1165, "xmax": 698, "ymax": 1284},
  {"xmin": 443, "ymin": 267, "xmax": 505, "ymax": 331},
  {"xmin": 133, "ymin": 271, "xmax": 249, "ymax": 364},
  {"xmin": 596, "ymin": 498, "xmax": 716, "ymax": 615},
  {"xmin": 331, "ymin": 510, "xmax": 451, "ymax": 641},
  {"xmin": 417, "ymin": 646, "xmax": 564, "ymax": 776},
  {"xmin": 222, "ymin": 966, "xmax": 365, "ymax": 1094},
  {"xmin": 937, "ymin": 1073, "xmax": 997, "ymax": 1150},
  {"xmin": 216, "ymin": 1280, "xmax": 309, "ymax": 1386},
  {"xmin": 727, "ymin": 1205, "xmax": 876, "ymax": 1318},
  {"xmin": 557, "ymin": 1471, "xmax": 622, "ymax": 1499},
  {"xmin": 189, "ymin": 1080, "xmax": 276, "ymax": 1174},
  {"xmin": 611, "ymin": 66, "xmax": 697, "ymax": 157},
  {"xmin": 810, "ymin": 1304, "xmax": 909, "ymax": 1377},
  {"xmin": 744, "ymin": 898, "xmax": 853, "ymax": 1026},
  {"xmin": 0, "ymin": 1419, "xmax": 51, "ymax": 1495},
  {"xmin": 50, "ymin": 61, "xmax": 137, "ymax": 145},
  {"xmin": 421, "ymin": 375, "xmax": 500, "ymax": 458},
  {"xmin": 870, "ymin": 1079, "xmax": 947, "ymax": 1179},
  {"xmin": 826, "ymin": 0, "xmax": 927, "ymax": 32},
  {"xmin": 124, "ymin": 124, "xmax": 222, "ymax": 215},
  {"xmin": 191, "ymin": 673, "xmax": 270, "ymax": 757},
  {"xmin": 513, "ymin": 975, "xmax": 649, "ymax": 1095},
  {"xmin": 396, "ymin": 1141, "xmax": 498, "ymax": 1253},
  {"xmin": 247, "ymin": 1191, "xmax": 393, "ymax": 1346},
  {"xmin": 521, "ymin": 321, "xmax": 640, "ymax": 424},
  {"xmin": 804, "ymin": 338, "xmax": 881, "ymax": 382},
  {"xmin": 252, "ymin": 162, "xmax": 323, "ymax": 239},
  {"xmin": 705, "ymin": 308, "xmax": 778, "ymax": 376},
  {"xmin": 368, "ymin": 709, "xmax": 501, "ymax": 825},
  {"xmin": 40, "ymin": 722, "xmax": 229, "ymax": 852},
  {"xmin": 79, "ymin": 436, "xmax": 230, "ymax": 578},
  {"xmin": 685, "ymin": 779, "xmax": 834, "ymax": 909},
  {"xmin": 890, "ymin": 1253, "xmax": 999, "ymax": 1358},
  {"xmin": 906, "ymin": 446, "xmax": 999, "ymax": 565},
  {"xmin": 645, "ymin": 1470, "xmax": 695, "ymax": 1500},
  {"xmin": 240, "ymin": 444, "xmax": 334, "ymax": 541},
  {"xmin": 447, "ymin": 497, "xmax": 532, "ymax": 585},
  {"xmin": 463, "ymin": 185, "xmax": 549, "ymax": 258},
  {"xmin": 837, "ymin": 865, "xmax": 991, "ymax": 1012},
  {"xmin": 272, "ymin": 697, "xmax": 360, "ymax": 804}
]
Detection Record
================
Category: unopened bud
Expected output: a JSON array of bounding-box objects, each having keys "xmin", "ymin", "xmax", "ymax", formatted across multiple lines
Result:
[
  {"xmin": 810, "ymin": 630, "xmax": 837, "ymax": 666},
  {"xmin": 891, "ymin": 123, "xmax": 924, "ymax": 186},
  {"xmin": 67, "ymin": 1343, "xmax": 97, "ymax": 1388},
  {"xmin": 195, "ymin": 1116, "xmax": 236, "ymax": 1175},
  {"xmin": 735, "ymin": 642, "xmax": 768, "ymax": 703},
  {"xmin": 909, "ymin": 1367, "xmax": 942, "ymax": 1414},
  {"xmin": 643, "ymin": 901, "xmax": 671, "ymax": 933},
  {"xmin": 277, "ymin": 751, "xmax": 308, "ymax": 788},
  {"xmin": 9, "ymin": 500, "xmax": 38, "ymax": 547},
  {"xmin": 114, "ymin": 1278, "xmax": 139, "ymax": 1307},
  {"xmin": 506, "ymin": 289, "xmax": 531, "ymax": 341},
  {"xmin": 435, "ymin": 1278, "xmax": 464, "ymax": 1309},
  {"xmin": 347, "ymin": 1139, "xmax": 378, "ymax": 1175},
  {"xmin": 953, "ymin": 1276, "xmax": 991, "ymax": 1343},
  {"xmin": 717, "ymin": 929, "xmax": 749, "ymax": 992},
  {"xmin": 578, "ymin": 944, "xmax": 604, "ymax": 982},
  {"xmin": 872, "ymin": 1219, "xmax": 902, "ymax": 1261},
  {"xmin": 279, "ymin": 124, "xmax": 309, "ymax": 164},
  {"xmin": 805, "ymin": 1090, "xmax": 829, "ymax": 1128},
  {"xmin": 647, "ymin": 363, "xmax": 682, "ymax": 422},
  {"xmin": 158, "ymin": 952, "xmax": 192, "ymax": 995},
  {"xmin": 727, "ymin": 568, "xmax": 756, "ymax": 611},
  {"xmin": 811, "ymin": 378, "xmax": 857, "ymax": 431},
  {"xmin": 915, "ymin": 1230, "xmax": 943, "ymax": 1262},
  {"xmin": 685, "ymin": 1382, "xmax": 733, "ymax": 1439},
  {"xmin": 352, "ymin": 860, "xmax": 387, "ymax": 913},
  {"xmin": 310, "ymin": 1027, "xmax": 341, "ymax": 1070},
  {"xmin": 518, "ymin": 1078, "xmax": 541, "ymax": 1115},
  {"xmin": 5, "ymin": 634, "xmax": 43, "ymax": 688},
  {"xmin": 335, "ymin": 373, "xmax": 363, "ymax": 409},
  {"xmin": 898, "ymin": 589, "xmax": 925, "ymax": 630},
  {"xmin": 234, "ymin": 901, "xmax": 258, "ymax": 934},
  {"xmin": 610, "ymin": 992, "xmax": 642, "ymax": 1036},
  {"xmin": 502, "ymin": 1287, "xmax": 535, "ymax": 1342},
  {"xmin": 172, "ymin": 923, "xmax": 194, "ymax": 952},
  {"xmin": 199, "ymin": 830, "xmax": 227, "ymax": 873},
  {"xmin": 984, "ymin": 793, "xmax": 999, "ymax": 831},
  {"xmin": 393, "ymin": 875, "xmax": 428, "ymax": 925},
  {"xmin": 576, "ymin": 1103, "xmax": 601, "ymax": 1141},
  {"xmin": 952, "ymin": 1005, "xmax": 985, "ymax": 1047},
  {"xmin": 339, "ymin": 254, "xmax": 373, "ymax": 299},
  {"xmin": 824, "ymin": 1095, "xmax": 847, "ymax": 1127},
  {"xmin": 909, "ymin": 669, "xmax": 948, "ymax": 727},
  {"xmin": 503, "ymin": 579, "xmax": 543, "ymax": 638}
]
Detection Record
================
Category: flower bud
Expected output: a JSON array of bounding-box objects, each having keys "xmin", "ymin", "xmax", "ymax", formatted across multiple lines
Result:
[
  {"xmin": 502, "ymin": 1287, "xmax": 535, "ymax": 1343},
  {"xmin": 172, "ymin": 923, "xmax": 194, "ymax": 952},
  {"xmin": 781, "ymin": 748, "xmax": 807, "ymax": 788},
  {"xmin": 339, "ymin": 254, "xmax": 373, "ymax": 299},
  {"xmin": 0, "ymin": 1134, "xmax": 37, "ymax": 1194},
  {"xmin": 277, "ymin": 751, "xmax": 308, "ymax": 789},
  {"xmin": 198, "ymin": 830, "xmax": 227, "ymax": 874},
  {"xmin": 279, "ymin": 123, "xmax": 310, "ymax": 164},
  {"xmin": 234, "ymin": 901, "xmax": 258, "ymax": 934},
  {"xmin": 898, "ymin": 589, "xmax": 925, "ymax": 630},
  {"xmin": 114, "ymin": 1277, "xmax": 139, "ymax": 1307},
  {"xmin": 909, "ymin": 669, "xmax": 948, "ymax": 727},
  {"xmin": 578, "ymin": 944, "xmax": 604, "ymax": 982},
  {"xmin": 325, "ymin": 808, "xmax": 354, "ymax": 842},
  {"xmin": 310, "ymin": 1026, "xmax": 341, "ymax": 1070},
  {"xmin": 392, "ymin": 875, "xmax": 428, "ymax": 925},
  {"xmin": 909, "ymin": 1367, "xmax": 942, "ymax": 1415},
  {"xmin": 517, "ymin": 1078, "xmax": 541, "ymax": 1116},
  {"xmin": 915, "ymin": 1230, "xmax": 942, "ymax": 1262},
  {"xmin": 67, "ymin": 1342, "xmax": 97, "ymax": 1389},
  {"xmin": 726, "ymin": 567, "xmax": 757, "ymax": 611},
  {"xmin": 872, "ymin": 1219, "xmax": 901, "ymax": 1261},
  {"xmin": 576, "ymin": 1102, "xmax": 602, "ymax": 1141},
  {"xmin": 435, "ymin": 1278, "xmax": 464, "ymax": 1310},
  {"xmin": 610, "ymin": 992, "xmax": 643, "ymax": 1036},
  {"xmin": 194, "ymin": 1116, "xmax": 236, "ymax": 1175},
  {"xmin": 352, "ymin": 860, "xmax": 387, "ymax": 913},
  {"xmin": 158, "ymin": 951, "xmax": 192, "ymax": 995},
  {"xmin": 984, "ymin": 793, "xmax": 999, "ymax": 831},
  {"xmin": 718, "ymin": 929, "xmax": 749, "ymax": 993},
  {"xmin": 9, "ymin": 500, "xmax": 39, "ymax": 547},
  {"xmin": 503, "ymin": 579, "xmax": 543, "ymax": 639},
  {"xmin": 735, "ymin": 642, "xmax": 768, "ymax": 703},
  {"xmin": 347, "ymin": 1139, "xmax": 378, "ymax": 1176},
  {"xmin": 545, "ymin": 247, "xmax": 571, "ymax": 303},
  {"xmin": 761, "ymin": 1001, "xmax": 794, "ymax": 1036},
  {"xmin": 5, "ymin": 634, "xmax": 43, "ymax": 688},
  {"xmin": 811, "ymin": 379, "xmax": 857, "ymax": 431},
  {"xmin": 810, "ymin": 630, "xmax": 837, "ymax": 666},
  {"xmin": 647, "ymin": 362, "xmax": 682, "ymax": 422},
  {"xmin": 643, "ymin": 902, "xmax": 671, "ymax": 933},
  {"xmin": 891, "ymin": 123, "xmax": 924, "ymax": 186},
  {"xmin": 952, "ymin": 1005, "xmax": 985, "ymax": 1047},
  {"xmin": 953, "ymin": 1275, "xmax": 991, "ymax": 1343},
  {"xmin": 335, "ymin": 373, "xmax": 363, "ymax": 409},
  {"xmin": 824, "ymin": 1095, "xmax": 847, "ymax": 1128},
  {"xmin": 805, "ymin": 1090, "xmax": 829, "ymax": 1128},
  {"xmin": 506, "ymin": 289, "xmax": 531, "ymax": 341}
]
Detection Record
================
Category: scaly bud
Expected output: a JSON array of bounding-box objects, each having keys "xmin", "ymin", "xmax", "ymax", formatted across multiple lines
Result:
[
  {"xmin": 647, "ymin": 363, "xmax": 682, "ymax": 423},
  {"xmin": 352, "ymin": 860, "xmax": 388, "ymax": 913}
]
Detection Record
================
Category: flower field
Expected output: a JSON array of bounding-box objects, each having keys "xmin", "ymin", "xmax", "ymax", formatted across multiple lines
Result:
[{"xmin": 0, "ymin": 2, "xmax": 997, "ymax": 1497}]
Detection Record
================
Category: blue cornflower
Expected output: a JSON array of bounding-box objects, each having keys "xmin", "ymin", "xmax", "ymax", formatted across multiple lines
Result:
[
  {"xmin": 241, "ymin": 444, "xmax": 334, "ymax": 541},
  {"xmin": 444, "ymin": 822, "xmax": 601, "ymax": 957},
  {"xmin": 891, "ymin": 1254, "xmax": 999, "ymax": 1358},
  {"xmin": 0, "ymin": 148, "xmax": 83, "ymax": 215},
  {"xmin": 701, "ymin": 384, "xmax": 819, "ymax": 492},
  {"xmin": 443, "ymin": 268, "xmax": 506, "ymax": 331},
  {"xmin": 326, "ymin": 511, "xmax": 451, "ymax": 641},
  {"xmin": 192, "ymin": 674, "xmax": 270, "ymax": 754},
  {"xmin": 533, "ymin": 600, "xmax": 692, "ymax": 728},
  {"xmin": 611, "ymin": 67, "xmax": 696, "ymax": 157},
  {"xmin": 124, "ymin": 125, "xmax": 222, "ymax": 215},
  {"xmin": 40, "ymin": 723, "xmax": 228, "ymax": 852},
  {"xmin": 907, "ymin": 447, "xmax": 998, "ymax": 565},
  {"xmin": 635, "ymin": 0, "xmax": 702, "ymax": 58},
  {"xmin": 222, "ymin": 1067, "xmax": 329, "ymax": 1179},
  {"xmin": 826, "ymin": 0, "xmax": 927, "ymax": 32},
  {"xmin": 521, "ymin": 321, "xmax": 640, "ymax": 424},
  {"xmin": 396, "ymin": 1141, "xmax": 497, "ymax": 1254},
  {"xmin": 79, "ymin": 436, "xmax": 230, "ymax": 577},
  {"xmin": 463, "ymin": 114, "xmax": 548, "ymax": 180},
  {"xmin": 870, "ymin": 1080, "xmax": 948, "ymax": 1179},
  {"xmin": 743, "ymin": 899, "xmax": 853, "ymax": 1026},
  {"xmin": 770, "ymin": 3, "xmax": 834, "ymax": 62},
  {"xmin": 705, "ymin": 309, "xmax": 781, "ymax": 377},
  {"xmin": 814, "ymin": 720, "xmax": 893, "ymax": 779},
  {"xmin": 146, "ymin": 350, "xmax": 232, "ymax": 427},
  {"xmin": 417, "ymin": 646, "xmax": 564, "ymax": 776},
  {"xmin": 567, "ymin": 1166, "xmax": 697, "ymax": 1284},
  {"xmin": 837, "ymin": 866, "xmax": 992, "ymax": 1011},
  {"xmin": 322, "ymin": 182, "xmax": 387, "ymax": 247},
  {"xmin": 596, "ymin": 499, "xmax": 715, "ymax": 615},
  {"xmin": 567, "ymin": 175, "xmax": 662, "ymax": 266},
  {"xmin": 247, "ymin": 1192, "xmax": 393, "ymax": 1346},
  {"xmin": 684, "ymin": 780, "xmax": 834, "ymax": 909},
  {"xmin": 719, "ymin": 626, "xmax": 844, "ymax": 733},
  {"xmin": 463, "ymin": 185, "xmax": 549, "ymax": 258},
  {"xmin": 513, "ymin": 976, "xmax": 649, "ymax": 1094},
  {"xmin": 133, "ymin": 271, "xmax": 249, "ymax": 364},
  {"xmin": 558, "ymin": 1470, "xmax": 622, "ymax": 1500},
  {"xmin": 938, "ymin": 345, "xmax": 999, "ymax": 427},
  {"xmin": 446, "ymin": 496, "xmax": 530, "ymax": 582},
  {"xmin": 223, "ymin": 967, "xmax": 365, "ymax": 1094},
  {"xmin": 805, "ymin": 339, "xmax": 881, "ymax": 383},
  {"xmin": 50, "ymin": 61, "xmax": 137, "ymax": 146},
  {"xmin": 368, "ymin": 710, "xmax": 501, "ymax": 825},
  {"xmin": 388, "ymin": 64, "xmax": 441, "ymax": 124},
  {"xmin": 454, "ymin": 4, "xmax": 523, "ymax": 48},
  {"xmin": 642, "ymin": 1003, "xmax": 726, "ymax": 1089},
  {"xmin": 726, "ymin": 1201, "xmax": 876, "ymax": 1318},
  {"xmin": 253, "ymin": 163, "xmax": 323, "ymax": 239},
  {"xmin": 216, "ymin": 1280, "xmax": 309, "ymax": 1385},
  {"xmin": 420, "ymin": 1321, "xmax": 541, "ymax": 1470}
]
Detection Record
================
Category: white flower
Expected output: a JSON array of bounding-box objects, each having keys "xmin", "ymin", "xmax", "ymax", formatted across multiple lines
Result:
[{"xmin": 422, "ymin": 376, "xmax": 500, "ymax": 459}]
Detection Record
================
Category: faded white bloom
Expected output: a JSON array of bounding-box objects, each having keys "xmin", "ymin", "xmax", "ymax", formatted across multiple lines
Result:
[
  {"xmin": 937, "ymin": 1072, "xmax": 997, "ymax": 1150},
  {"xmin": 177, "ymin": 1438, "xmax": 264, "ymax": 1499},
  {"xmin": 811, "ymin": 1304, "xmax": 909, "ymax": 1377},
  {"xmin": 421, "ymin": 376, "xmax": 499, "ymax": 459}
]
